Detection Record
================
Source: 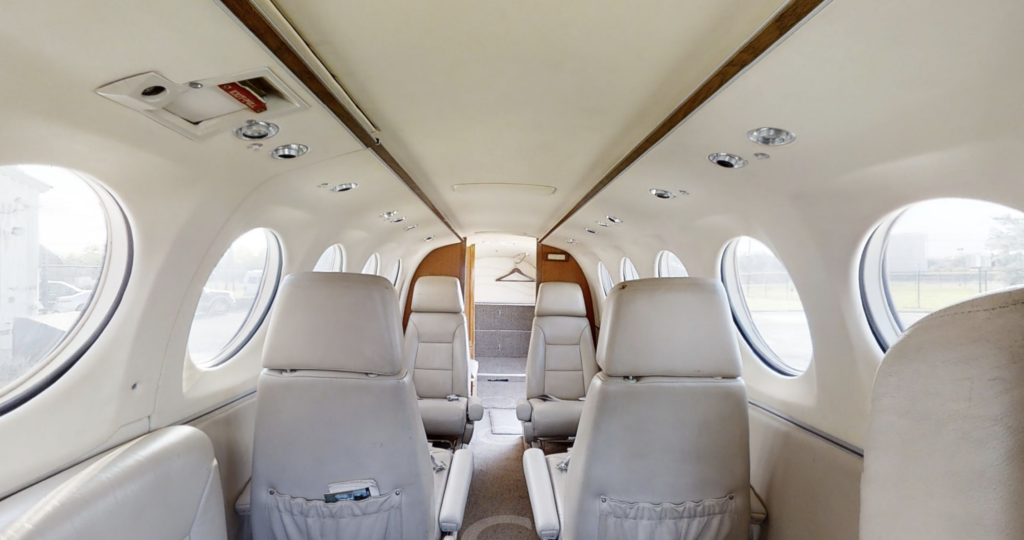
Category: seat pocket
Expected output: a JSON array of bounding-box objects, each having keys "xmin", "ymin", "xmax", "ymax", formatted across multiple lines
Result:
[
  {"xmin": 267, "ymin": 489, "xmax": 403, "ymax": 540},
  {"xmin": 598, "ymin": 494, "xmax": 737, "ymax": 540}
]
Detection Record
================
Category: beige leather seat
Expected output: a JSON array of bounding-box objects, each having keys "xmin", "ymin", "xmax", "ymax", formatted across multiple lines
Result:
[
  {"xmin": 860, "ymin": 287, "xmax": 1024, "ymax": 540},
  {"xmin": 3, "ymin": 426, "xmax": 226, "ymax": 540},
  {"xmin": 524, "ymin": 278, "xmax": 751, "ymax": 540},
  {"xmin": 516, "ymin": 282, "xmax": 599, "ymax": 443},
  {"xmin": 251, "ymin": 273, "xmax": 473, "ymax": 540},
  {"xmin": 405, "ymin": 276, "xmax": 482, "ymax": 445}
]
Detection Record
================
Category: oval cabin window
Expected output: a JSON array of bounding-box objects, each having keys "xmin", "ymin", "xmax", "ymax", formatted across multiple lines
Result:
[
  {"xmin": 313, "ymin": 244, "xmax": 344, "ymax": 272},
  {"xmin": 722, "ymin": 236, "xmax": 813, "ymax": 375},
  {"xmin": 655, "ymin": 250, "xmax": 688, "ymax": 277},
  {"xmin": 0, "ymin": 165, "xmax": 129, "ymax": 408},
  {"xmin": 863, "ymin": 198, "xmax": 1024, "ymax": 349},
  {"xmin": 187, "ymin": 228, "xmax": 281, "ymax": 366}
]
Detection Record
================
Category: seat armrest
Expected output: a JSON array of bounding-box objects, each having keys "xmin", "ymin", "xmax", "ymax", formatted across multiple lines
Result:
[
  {"xmin": 516, "ymin": 398, "xmax": 533, "ymax": 422},
  {"xmin": 523, "ymin": 448, "xmax": 560, "ymax": 540},
  {"xmin": 467, "ymin": 396, "xmax": 484, "ymax": 422},
  {"xmin": 235, "ymin": 479, "xmax": 252, "ymax": 516},
  {"xmin": 439, "ymin": 449, "xmax": 474, "ymax": 533},
  {"xmin": 750, "ymin": 486, "xmax": 767, "ymax": 525}
]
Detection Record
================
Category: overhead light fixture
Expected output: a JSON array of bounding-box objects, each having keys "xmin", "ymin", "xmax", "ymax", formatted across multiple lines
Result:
[
  {"xmin": 330, "ymin": 183, "xmax": 358, "ymax": 192},
  {"xmin": 754, "ymin": 153, "xmax": 770, "ymax": 160},
  {"xmin": 270, "ymin": 143, "xmax": 308, "ymax": 159},
  {"xmin": 597, "ymin": 221, "xmax": 610, "ymax": 227},
  {"xmin": 235, "ymin": 119, "xmax": 280, "ymax": 141},
  {"xmin": 748, "ymin": 127, "xmax": 796, "ymax": 146},
  {"xmin": 566, "ymin": 238, "xmax": 578, "ymax": 244},
  {"xmin": 606, "ymin": 216, "xmax": 623, "ymax": 224},
  {"xmin": 424, "ymin": 236, "xmax": 435, "ymax": 242},
  {"xmin": 403, "ymin": 224, "xmax": 418, "ymax": 231},
  {"xmin": 380, "ymin": 211, "xmax": 398, "ymax": 219},
  {"xmin": 585, "ymin": 228, "xmax": 597, "ymax": 234},
  {"xmin": 389, "ymin": 216, "xmax": 406, "ymax": 223},
  {"xmin": 650, "ymin": 188, "xmax": 676, "ymax": 200},
  {"xmin": 708, "ymin": 153, "xmax": 747, "ymax": 169}
]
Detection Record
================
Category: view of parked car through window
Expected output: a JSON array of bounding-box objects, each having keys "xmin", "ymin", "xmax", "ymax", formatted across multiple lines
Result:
[
  {"xmin": 187, "ymin": 229, "xmax": 275, "ymax": 365},
  {"xmin": 0, "ymin": 166, "xmax": 107, "ymax": 390}
]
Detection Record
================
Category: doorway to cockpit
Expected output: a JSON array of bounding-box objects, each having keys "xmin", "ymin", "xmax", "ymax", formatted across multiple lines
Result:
[{"xmin": 467, "ymin": 234, "xmax": 537, "ymax": 437}]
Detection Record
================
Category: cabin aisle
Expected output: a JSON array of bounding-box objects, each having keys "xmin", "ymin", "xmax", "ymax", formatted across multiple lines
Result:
[{"xmin": 460, "ymin": 357, "xmax": 535, "ymax": 539}]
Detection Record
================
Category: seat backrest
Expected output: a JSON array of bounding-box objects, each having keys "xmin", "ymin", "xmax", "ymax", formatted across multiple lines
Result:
[
  {"xmin": 405, "ymin": 276, "xmax": 470, "ymax": 399},
  {"xmin": 860, "ymin": 287, "xmax": 1024, "ymax": 539},
  {"xmin": 3, "ymin": 426, "xmax": 226, "ymax": 540},
  {"xmin": 562, "ymin": 278, "xmax": 750, "ymax": 540},
  {"xmin": 525, "ymin": 282, "xmax": 598, "ymax": 400},
  {"xmin": 251, "ymin": 273, "xmax": 435, "ymax": 540}
]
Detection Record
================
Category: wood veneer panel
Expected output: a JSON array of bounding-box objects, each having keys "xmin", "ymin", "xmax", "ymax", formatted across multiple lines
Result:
[
  {"xmin": 537, "ymin": 243, "xmax": 598, "ymax": 342},
  {"xmin": 403, "ymin": 242, "xmax": 466, "ymax": 329}
]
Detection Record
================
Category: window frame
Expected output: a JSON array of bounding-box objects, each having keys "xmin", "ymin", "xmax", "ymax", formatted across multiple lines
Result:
[
  {"xmin": 654, "ymin": 250, "xmax": 688, "ymax": 278},
  {"xmin": 388, "ymin": 259, "xmax": 403, "ymax": 287},
  {"xmin": 620, "ymin": 257, "xmax": 640, "ymax": 282},
  {"xmin": 361, "ymin": 253, "xmax": 381, "ymax": 275},
  {"xmin": 597, "ymin": 261, "xmax": 615, "ymax": 297},
  {"xmin": 720, "ymin": 237, "xmax": 811, "ymax": 377},
  {"xmin": 0, "ymin": 172, "xmax": 133, "ymax": 415},
  {"xmin": 313, "ymin": 243, "xmax": 345, "ymax": 272},
  {"xmin": 187, "ymin": 228, "xmax": 283, "ymax": 368}
]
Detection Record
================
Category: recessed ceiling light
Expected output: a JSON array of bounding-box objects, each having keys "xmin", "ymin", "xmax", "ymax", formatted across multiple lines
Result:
[
  {"xmin": 380, "ymin": 211, "xmax": 398, "ymax": 219},
  {"xmin": 424, "ymin": 236, "xmax": 435, "ymax": 242},
  {"xmin": 389, "ymin": 216, "xmax": 406, "ymax": 223},
  {"xmin": 566, "ymin": 238, "xmax": 578, "ymax": 244},
  {"xmin": 708, "ymin": 153, "xmax": 747, "ymax": 169},
  {"xmin": 748, "ymin": 127, "xmax": 796, "ymax": 146},
  {"xmin": 754, "ymin": 153, "xmax": 770, "ymax": 160},
  {"xmin": 597, "ymin": 221, "xmax": 610, "ymax": 227},
  {"xmin": 585, "ymin": 228, "xmax": 597, "ymax": 234},
  {"xmin": 650, "ymin": 189, "xmax": 676, "ymax": 200},
  {"xmin": 606, "ymin": 216, "xmax": 623, "ymax": 224},
  {"xmin": 403, "ymin": 224, "xmax": 418, "ymax": 231},
  {"xmin": 235, "ymin": 120, "xmax": 280, "ymax": 141},
  {"xmin": 270, "ymin": 143, "xmax": 308, "ymax": 160},
  {"xmin": 330, "ymin": 183, "xmax": 358, "ymax": 192}
]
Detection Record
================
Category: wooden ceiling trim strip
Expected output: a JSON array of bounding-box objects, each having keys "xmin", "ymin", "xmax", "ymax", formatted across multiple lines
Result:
[
  {"xmin": 219, "ymin": 0, "xmax": 462, "ymax": 240},
  {"xmin": 539, "ymin": 0, "xmax": 829, "ymax": 241}
]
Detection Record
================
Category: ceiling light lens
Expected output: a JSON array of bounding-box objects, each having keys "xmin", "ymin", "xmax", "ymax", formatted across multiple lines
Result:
[
  {"xmin": 747, "ymin": 127, "xmax": 796, "ymax": 146},
  {"xmin": 270, "ymin": 144, "xmax": 308, "ymax": 159},
  {"xmin": 380, "ymin": 211, "xmax": 398, "ymax": 219},
  {"xmin": 424, "ymin": 236, "xmax": 435, "ymax": 242},
  {"xmin": 597, "ymin": 221, "xmax": 610, "ymax": 227},
  {"xmin": 236, "ymin": 120, "xmax": 280, "ymax": 141},
  {"xmin": 585, "ymin": 228, "xmax": 597, "ymax": 234},
  {"xmin": 650, "ymin": 188, "xmax": 677, "ymax": 200},
  {"xmin": 389, "ymin": 216, "xmax": 406, "ymax": 223},
  {"xmin": 403, "ymin": 224, "xmax": 418, "ymax": 231},
  {"xmin": 708, "ymin": 153, "xmax": 747, "ymax": 169},
  {"xmin": 606, "ymin": 216, "xmax": 623, "ymax": 224},
  {"xmin": 330, "ymin": 183, "xmax": 358, "ymax": 192}
]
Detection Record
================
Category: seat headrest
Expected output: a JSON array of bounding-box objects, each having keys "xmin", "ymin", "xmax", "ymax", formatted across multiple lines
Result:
[
  {"xmin": 535, "ymin": 282, "xmax": 587, "ymax": 318},
  {"xmin": 262, "ymin": 272, "xmax": 404, "ymax": 375},
  {"xmin": 597, "ymin": 278, "xmax": 741, "ymax": 378},
  {"xmin": 861, "ymin": 286, "xmax": 1024, "ymax": 537},
  {"xmin": 411, "ymin": 276, "xmax": 464, "ymax": 313}
]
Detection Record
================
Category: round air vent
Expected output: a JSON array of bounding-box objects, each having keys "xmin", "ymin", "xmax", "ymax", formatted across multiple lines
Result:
[
  {"xmin": 708, "ymin": 153, "xmax": 747, "ymax": 169},
  {"xmin": 270, "ymin": 144, "xmax": 308, "ymax": 159}
]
